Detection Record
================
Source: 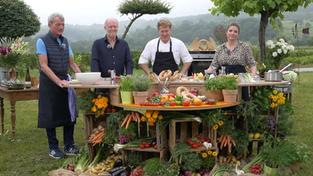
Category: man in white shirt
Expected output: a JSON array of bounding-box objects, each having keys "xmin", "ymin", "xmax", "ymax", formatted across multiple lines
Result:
[{"xmin": 138, "ymin": 18, "xmax": 193, "ymax": 75}]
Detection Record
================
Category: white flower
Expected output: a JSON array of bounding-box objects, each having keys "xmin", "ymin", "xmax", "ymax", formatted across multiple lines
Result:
[
  {"xmin": 283, "ymin": 49, "xmax": 287, "ymax": 54},
  {"xmin": 277, "ymin": 49, "xmax": 282, "ymax": 54},
  {"xmin": 272, "ymin": 52, "xmax": 278, "ymax": 57},
  {"xmin": 266, "ymin": 40, "xmax": 274, "ymax": 47},
  {"xmin": 279, "ymin": 38, "xmax": 285, "ymax": 43},
  {"xmin": 289, "ymin": 45, "xmax": 295, "ymax": 51}
]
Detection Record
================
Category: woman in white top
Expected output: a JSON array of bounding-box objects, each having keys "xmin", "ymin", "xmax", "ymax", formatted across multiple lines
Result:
[{"xmin": 138, "ymin": 18, "xmax": 193, "ymax": 75}]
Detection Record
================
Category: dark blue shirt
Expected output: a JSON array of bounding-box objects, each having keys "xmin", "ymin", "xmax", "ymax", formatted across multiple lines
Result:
[{"xmin": 91, "ymin": 36, "xmax": 133, "ymax": 77}]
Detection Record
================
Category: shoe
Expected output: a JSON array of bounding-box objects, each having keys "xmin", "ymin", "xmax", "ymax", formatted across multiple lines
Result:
[
  {"xmin": 49, "ymin": 148, "xmax": 65, "ymax": 159},
  {"xmin": 64, "ymin": 145, "xmax": 79, "ymax": 156}
]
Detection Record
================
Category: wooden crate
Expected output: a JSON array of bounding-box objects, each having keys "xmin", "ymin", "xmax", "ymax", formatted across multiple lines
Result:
[
  {"xmin": 84, "ymin": 113, "xmax": 107, "ymax": 160},
  {"xmin": 121, "ymin": 121, "xmax": 168, "ymax": 160},
  {"xmin": 169, "ymin": 118, "xmax": 217, "ymax": 151}
]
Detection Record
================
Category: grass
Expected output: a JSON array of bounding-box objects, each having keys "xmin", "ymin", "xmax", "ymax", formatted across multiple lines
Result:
[{"xmin": 1, "ymin": 73, "xmax": 313, "ymax": 175}]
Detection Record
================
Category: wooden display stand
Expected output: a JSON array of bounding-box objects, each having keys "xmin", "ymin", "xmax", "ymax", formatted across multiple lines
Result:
[
  {"xmin": 121, "ymin": 121, "xmax": 168, "ymax": 161},
  {"xmin": 84, "ymin": 113, "xmax": 107, "ymax": 160}
]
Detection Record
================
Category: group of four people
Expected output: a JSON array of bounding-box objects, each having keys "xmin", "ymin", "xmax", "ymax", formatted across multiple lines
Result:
[{"xmin": 36, "ymin": 13, "xmax": 256, "ymax": 159}]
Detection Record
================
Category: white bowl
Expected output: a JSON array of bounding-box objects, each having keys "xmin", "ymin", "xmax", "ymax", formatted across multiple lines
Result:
[{"xmin": 75, "ymin": 72, "xmax": 101, "ymax": 84}]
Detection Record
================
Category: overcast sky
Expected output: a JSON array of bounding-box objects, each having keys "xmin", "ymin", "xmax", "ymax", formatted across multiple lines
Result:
[{"xmin": 23, "ymin": 0, "xmax": 214, "ymax": 25}]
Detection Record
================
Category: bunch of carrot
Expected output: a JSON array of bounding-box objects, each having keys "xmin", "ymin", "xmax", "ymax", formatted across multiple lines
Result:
[
  {"xmin": 89, "ymin": 125, "xmax": 105, "ymax": 146},
  {"xmin": 120, "ymin": 112, "xmax": 141, "ymax": 129},
  {"xmin": 218, "ymin": 134, "xmax": 236, "ymax": 153}
]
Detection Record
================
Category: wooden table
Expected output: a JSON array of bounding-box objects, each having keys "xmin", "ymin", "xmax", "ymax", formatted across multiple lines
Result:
[{"xmin": 0, "ymin": 86, "xmax": 39, "ymax": 138}]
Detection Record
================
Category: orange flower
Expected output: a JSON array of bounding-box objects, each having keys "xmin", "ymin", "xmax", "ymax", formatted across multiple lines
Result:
[{"xmin": 91, "ymin": 106, "xmax": 97, "ymax": 112}]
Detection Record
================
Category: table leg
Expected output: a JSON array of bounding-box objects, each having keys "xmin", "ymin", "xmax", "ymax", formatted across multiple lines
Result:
[
  {"xmin": 10, "ymin": 101, "xmax": 16, "ymax": 139},
  {"xmin": 0, "ymin": 97, "xmax": 4, "ymax": 134}
]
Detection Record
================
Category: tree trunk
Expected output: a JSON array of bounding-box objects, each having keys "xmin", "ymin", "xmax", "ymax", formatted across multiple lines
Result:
[
  {"xmin": 259, "ymin": 11, "xmax": 269, "ymax": 62},
  {"xmin": 122, "ymin": 14, "xmax": 143, "ymax": 39}
]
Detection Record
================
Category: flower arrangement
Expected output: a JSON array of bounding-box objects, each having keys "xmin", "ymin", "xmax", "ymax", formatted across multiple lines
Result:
[
  {"xmin": 78, "ymin": 90, "xmax": 109, "ymax": 117},
  {"xmin": 91, "ymin": 95, "xmax": 109, "ymax": 117},
  {"xmin": 269, "ymin": 89, "xmax": 286, "ymax": 109},
  {"xmin": 266, "ymin": 38, "xmax": 295, "ymax": 69},
  {"xmin": 140, "ymin": 110, "xmax": 163, "ymax": 126},
  {"xmin": 0, "ymin": 37, "xmax": 29, "ymax": 68}
]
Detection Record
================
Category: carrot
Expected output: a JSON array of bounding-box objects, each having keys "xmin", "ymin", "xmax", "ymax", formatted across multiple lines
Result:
[
  {"xmin": 135, "ymin": 112, "xmax": 140, "ymax": 122},
  {"xmin": 121, "ymin": 114, "xmax": 130, "ymax": 127},
  {"xmin": 125, "ymin": 114, "xmax": 133, "ymax": 129}
]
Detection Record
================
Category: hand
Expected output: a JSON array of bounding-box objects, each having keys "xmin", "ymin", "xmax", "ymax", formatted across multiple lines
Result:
[{"xmin": 58, "ymin": 80, "xmax": 69, "ymax": 88}]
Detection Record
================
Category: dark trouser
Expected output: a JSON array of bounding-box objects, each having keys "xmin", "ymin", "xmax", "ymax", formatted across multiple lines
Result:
[{"xmin": 46, "ymin": 123, "xmax": 75, "ymax": 150}]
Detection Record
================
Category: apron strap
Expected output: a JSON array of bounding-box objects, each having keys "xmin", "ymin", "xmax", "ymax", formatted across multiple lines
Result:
[{"xmin": 157, "ymin": 39, "xmax": 172, "ymax": 52}]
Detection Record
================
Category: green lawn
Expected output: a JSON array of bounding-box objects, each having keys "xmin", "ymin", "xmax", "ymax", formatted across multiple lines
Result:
[{"xmin": 1, "ymin": 73, "xmax": 313, "ymax": 175}]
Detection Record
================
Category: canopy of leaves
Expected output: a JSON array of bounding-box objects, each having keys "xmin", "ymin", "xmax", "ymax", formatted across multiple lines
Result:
[
  {"xmin": 0, "ymin": 0, "xmax": 40, "ymax": 38},
  {"xmin": 118, "ymin": 0, "xmax": 171, "ymax": 16},
  {"xmin": 210, "ymin": 0, "xmax": 312, "ymax": 21}
]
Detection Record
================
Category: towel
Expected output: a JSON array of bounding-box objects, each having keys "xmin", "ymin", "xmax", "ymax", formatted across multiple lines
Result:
[{"xmin": 67, "ymin": 74, "xmax": 78, "ymax": 122}]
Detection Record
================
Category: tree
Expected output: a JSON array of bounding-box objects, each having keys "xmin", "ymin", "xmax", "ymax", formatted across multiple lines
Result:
[
  {"xmin": 0, "ymin": 0, "xmax": 40, "ymax": 38},
  {"xmin": 118, "ymin": 0, "xmax": 171, "ymax": 39},
  {"xmin": 209, "ymin": 0, "xmax": 313, "ymax": 61}
]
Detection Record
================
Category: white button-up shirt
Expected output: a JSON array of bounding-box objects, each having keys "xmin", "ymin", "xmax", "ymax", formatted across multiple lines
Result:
[{"xmin": 138, "ymin": 37, "xmax": 193, "ymax": 66}]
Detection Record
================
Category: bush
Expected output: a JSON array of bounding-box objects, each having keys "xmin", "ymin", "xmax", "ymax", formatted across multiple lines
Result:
[{"xmin": 0, "ymin": 0, "xmax": 40, "ymax": 38}]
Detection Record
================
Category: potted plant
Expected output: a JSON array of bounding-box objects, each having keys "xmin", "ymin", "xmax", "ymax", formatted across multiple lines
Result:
[
  {"xmin": 204, "ymin": 77, "xmax": 224, "ymax": 101},
  {"xmin": 119, "ymin": 76, "xmax": 134, "ymax": 104},
  {"xmin": 132, "ymin": 75, "xmax": 152, "ymax": 104},
  {"xmin": 260, "ymin": 139, "xmax": 295, "ymax": 176},
  {"xmin": 219, "ymin": 76, "xmax": 238, "ymax": 103}
]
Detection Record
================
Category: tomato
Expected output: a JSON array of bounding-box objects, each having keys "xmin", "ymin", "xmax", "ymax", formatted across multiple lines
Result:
[
  {"xmin": 154, "ymin": 144, "xmax": 158, "ymax": 149},
  {"xmin": 111, "ymin": 108, "xmax": 117, "ymax": 113},
  {"xmin": 170, "ymin": 101, "xmax": 177, "ymax": 106},
  {"xmin": 191, "ymin": 143, "xmax": 199, "ymax": 149},
  {"xmin": 186, "ymin": 139, "xmax": 193, "ymax": 145},
  {"xmin": 139, "ymin": 144, "xmax": 145, "ymax": 149},
  {"xmin": 144, "ymin": 143, "xmax": 151, "ymax": 148},
  {"xmin": 183, "ymin": 100, "xmax": 190, "ymax": 106}
]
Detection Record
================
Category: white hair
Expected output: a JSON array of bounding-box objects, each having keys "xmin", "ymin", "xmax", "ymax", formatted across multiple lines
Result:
[
  {"xmin": 48, "ymin": 13, "xmax": 64, "ymax": 24},
  {"xmin": 104, "ymin": 17, "xmax": 119, "ymax": 27}
]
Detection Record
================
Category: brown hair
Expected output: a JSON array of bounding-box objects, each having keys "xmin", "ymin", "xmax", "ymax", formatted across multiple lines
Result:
[
  {"xmin": 227, "ymin": 22, "xmax": 240, "ymax": 34},
  {"xmin": 157, "ymin": 18, "xmax": 172, "ymax": 29}
]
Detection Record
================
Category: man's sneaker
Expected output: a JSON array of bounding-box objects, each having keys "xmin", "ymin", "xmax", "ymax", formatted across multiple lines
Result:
[
  {"xmin": 49, "ymin": 148, "xmax": 65, "ymax": 159},
  {"xmin": 64, "ymin": 145, "xmax": 79, "ymax": 156}
]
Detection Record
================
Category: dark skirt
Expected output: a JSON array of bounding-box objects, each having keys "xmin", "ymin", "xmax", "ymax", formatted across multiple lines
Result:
[{"xmin": 38, "ymin": 73, "xmax": 73, "ymax": 128}]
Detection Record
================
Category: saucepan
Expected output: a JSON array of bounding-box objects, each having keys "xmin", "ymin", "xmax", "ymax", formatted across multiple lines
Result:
[{"xmin": 264, "ymin": 63, "xmax": 292, "ymax": 82}]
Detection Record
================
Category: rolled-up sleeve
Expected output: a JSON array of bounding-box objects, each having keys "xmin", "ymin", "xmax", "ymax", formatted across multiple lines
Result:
[
  {"xmin": 210, "ymin": 49, "xmax": 221, "ymax": 70},
  {"xmin": 91, "ymin": 41, "xmax": 100, "ymax": 72},
  {"xmin": 125, "ymin": 42, "xmax": 133, "ymax": 74},
  {"xmin": 179, "ymin": 41, "xmax": 193, "ymax": 63},
  {"xmin": 243, "ymin": 44, "xmax": 256, "ymax": 67},
  {"xmin": 138, "ymin": 42, "xmax": 151, "ymax": 65}
]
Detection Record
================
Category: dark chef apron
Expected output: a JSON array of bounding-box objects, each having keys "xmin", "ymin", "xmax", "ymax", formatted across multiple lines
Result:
[
  {"xmin": 152, "ymin": 39, "xmax": 179, "ymax": 75},
  {"xmin": 38, "ymin": 73, "xmax": 72, "ymax": 128},
  {"xmin": 223, "ymin": 64, "xmax": 249, "ymax": 101}
]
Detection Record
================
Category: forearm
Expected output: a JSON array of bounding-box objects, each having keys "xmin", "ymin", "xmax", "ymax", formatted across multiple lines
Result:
[
  {"xmin": 139, "ymin": 64, "xmax": 151, "ymax": 75},
  {"xmin": 40, "ymin": 64, "xmax": 62, "ymax": 85},
  {"xmin": 180, "ymin": 62, "xmax": 191, "ymax": 75},
  {"xmin": 70, "ymin": 62, "xmax": 81, "ymax": 73}
]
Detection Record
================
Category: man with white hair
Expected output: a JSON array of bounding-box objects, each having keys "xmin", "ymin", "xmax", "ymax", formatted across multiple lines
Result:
[
  {"xmin": 36, "ymin": 13, "xmax": 81, "ymax": 159},
  {"xmin": 91, "ymin": 17, "xmax": 133, "ymax": 77}
]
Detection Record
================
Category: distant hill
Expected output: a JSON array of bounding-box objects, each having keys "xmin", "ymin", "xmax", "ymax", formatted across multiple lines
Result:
[{"xmin": 29, "ymin": 4, "xmax": 313, "ymax": 53}]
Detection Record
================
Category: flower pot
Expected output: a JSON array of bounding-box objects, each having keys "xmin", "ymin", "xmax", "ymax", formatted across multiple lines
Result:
[
  {"xmin": 203, "ymin": 90, "xmax": 223, "ymax": 101},
  {"xmin": 120, "ymin": 91, "xmax": 133, "ymax": 104},
  {"xmin": 222, "ymin": 89, "xmax": 238, "ymax": 103},
  {"xmin": 110, "ymin": 88, "xmax": 120, "ymax": 105},
  {"xmin": 133, "ymin": 91, "xmax": 149, "ymax": 104},
  {"xmin": 264, "ymin": 165, "xmax": 279, "ymax": 176},
  {"xmin": 0, "ymin": 67, "xmax": 8, "ymax": 80}
]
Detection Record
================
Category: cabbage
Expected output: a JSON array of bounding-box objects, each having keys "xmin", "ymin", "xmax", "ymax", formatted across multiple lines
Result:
[{"xmin": 282, "ymin": 71, "xmax": 297, "ymax": 82}]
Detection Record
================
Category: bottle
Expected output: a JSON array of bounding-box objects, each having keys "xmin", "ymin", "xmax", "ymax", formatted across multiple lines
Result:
[{"xmin": 25, "ymin": 67, "xmax": 31, "ymax": 82}]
